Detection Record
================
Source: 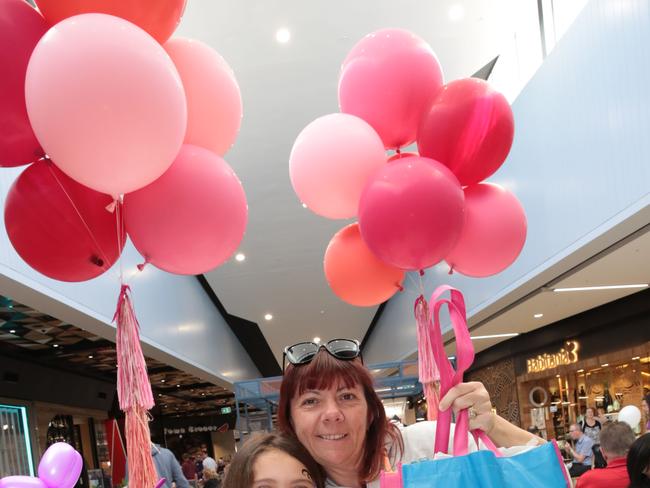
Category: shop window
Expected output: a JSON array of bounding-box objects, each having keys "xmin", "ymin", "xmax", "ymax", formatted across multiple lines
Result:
[{"xmin": 0, "ymin": 404, "xmax": 35, "ymax": 477}]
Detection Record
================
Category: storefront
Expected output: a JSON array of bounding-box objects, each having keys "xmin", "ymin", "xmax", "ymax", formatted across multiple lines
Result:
[{"xmin": 467, "ymin": 288, "xmax": 650, "ymax": 440}]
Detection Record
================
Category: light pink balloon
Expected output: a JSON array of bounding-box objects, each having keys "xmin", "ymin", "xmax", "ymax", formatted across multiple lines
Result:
[
  {"xmin": 358, "ymin": 156, "xmax": 465, "ymax": 271},
  {"xmin": 124, "ymin": 144, "xmax": 247, "ymax": 275},
  {"xmin": 445, "ymin": 183, "xmax": 527, "ymax": 277},
  {"xmin": 289, "ymin": 113, "xmax": 386, "ymax": 219},
  {"xmin": 338, "ymin": 28, "xmax": 443, "ymax": 150},
  {"xmin": 25, "ymin": 13, "xmax": 187, "ymax": 197},
  {"xmin": 164, "ymin": 37, "xmax": 242, "ymax": 156},
  {"xmin": 38, "ymin": 442, "xmax": 83, "ymax": 488}
]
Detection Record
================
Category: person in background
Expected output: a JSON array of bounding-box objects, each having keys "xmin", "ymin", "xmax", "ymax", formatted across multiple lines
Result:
[
  {"xmin": 627, "ymin": 433, "xmax": 650, "ymax": 488},
  {"xmin": 193, "ymin": 449, "xmax": 204, "ymax": 480},
  {"xmin": 222, "ymin": 432, "xmax": 323, "ymax": 488},
  {"xmin": 151, "ymin": 443, "xmax": 190, "ymax": 488},
  {"xmin": 202, "ymin": 468, "xmax": 220, "ymax": 488},
  {"xmin": 580, "ymin": 407, "xmax": 602, "ymax": 444},
  {"xmin": 642, "ymin": 395, "xmax": 650, "ymax": 432},
  {"xmin": 201, "ymin": 449, "xmax": 218, "ymax": 473},
  {"xmin": 181, "ymin": 453, "xmax": 197, "ymax": 483},
  {"xmin": 596, "ymin": 407, "xmax": 608, "ymax": 425},
  {"xmin": 567, "ymin": 423, "xmax": 594, "ymax": 478},
  {"xmin": 576, "ymin": 421, "xmax": 635, "ymax": 488}
]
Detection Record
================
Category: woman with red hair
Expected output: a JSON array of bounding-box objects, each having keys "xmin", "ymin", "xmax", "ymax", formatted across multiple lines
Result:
[{"xmin": 278, "ymin": 339, "xmax": 541, "ymax": 488}]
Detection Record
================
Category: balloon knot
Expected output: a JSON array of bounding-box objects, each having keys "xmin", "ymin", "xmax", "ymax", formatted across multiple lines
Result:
[
  {"xmin": 396, "ymin": 147, "xmax": 401, "ymax": 154},
  {"xmin": 448, "ymin": 266, "xmax": 454, "ymax": 275},
  {"xmin": 136, "ymin": 262, "xmax": 147, "ymax": 272},
  {"xmin": 397, "ymin": 283, "xmax": 404, "ymax": 292},
  {"xmin": 90, "ymin": 255, "xmax": 105, "ymax": 267},
  {"xmin": 105, "ymin": 200, "xmax": 118, "ymax": 213},
  {"xmin": 419, "ymin": 269, "xmax": 425, "ymax": 277}
]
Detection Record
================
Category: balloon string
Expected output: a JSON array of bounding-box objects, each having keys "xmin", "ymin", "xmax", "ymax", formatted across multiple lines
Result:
[
  {"xmin": 114, "ymin": 197, "xmax": 125, "ymax": 285},
  {"xmin": 45, "ymin": 160, "xmax": 114, "ymax": 275}
]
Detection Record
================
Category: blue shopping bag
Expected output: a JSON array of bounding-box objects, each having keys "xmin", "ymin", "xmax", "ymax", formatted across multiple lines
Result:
[{"xmin": 402, "ymin": 441, "xmax": 571, "ymax": 487}]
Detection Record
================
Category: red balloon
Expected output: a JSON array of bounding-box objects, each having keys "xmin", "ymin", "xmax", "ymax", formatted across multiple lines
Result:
[
  {"xmin": 0, "ymin": 0, "xmax": 47, "ymax": 166},
  {"xmin": 124, "ymin": 145, "xmax": 248, "ymax": 275},
  {"xmin": 324, "ymin": 223, "xmax": 404, "ymax": 307},
  {"xmin": 4, "ymin": 160, "xmax": 125, "ymax": 281},
  {"xmin": 339, "ymin": 28, "xmax": 443, "ymax": 150},
  {"xmin": 358, "ymin": 156, "xmax": 465, "ymax": 271},
  {"xmin": 418, "ymin": 78, "xmax": 514, "ymax": 186},
  {"xmin": 34, "ymin": 0, "xmax": 186, "ymax": 44},
  {"xmin": 445, "ymin": 183, "xmax": 527, "ymax": 277}
]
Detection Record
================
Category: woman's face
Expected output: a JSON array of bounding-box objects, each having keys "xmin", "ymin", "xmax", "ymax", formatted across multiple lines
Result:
[
  {"xmin": 586, "ymin": 408, "xmax": 594, "ymax": 419},
  {"xmin": 642, "ymin": 400, "xmax": 649, "ymax": 416},
  {"xmin": 289, "ymin": 381, "xmax": 369, "ymax": 474},
  {"xmin": 252, "ymin": 449, "xmax": 314, "ymax": 488}
]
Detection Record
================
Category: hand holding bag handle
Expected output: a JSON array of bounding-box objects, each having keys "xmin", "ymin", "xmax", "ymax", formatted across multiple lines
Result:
[{"xmin": 428, "ymin": 285, "xmax": 501, "ymax": 457}]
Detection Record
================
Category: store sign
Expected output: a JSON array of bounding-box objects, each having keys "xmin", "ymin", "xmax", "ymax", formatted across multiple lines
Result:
[
  {"xmin": 526, "ymin": 341, "xmax": 579, "ymax": 373},
  {"xmin": 164, "ymin": 423, "xmax": 229, "ymax": 435}
]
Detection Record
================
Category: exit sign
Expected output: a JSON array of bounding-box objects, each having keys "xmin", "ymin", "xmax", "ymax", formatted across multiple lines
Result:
[{"xmin": 220, "ymin": 407, "xmax": 232, "ymax": 414}]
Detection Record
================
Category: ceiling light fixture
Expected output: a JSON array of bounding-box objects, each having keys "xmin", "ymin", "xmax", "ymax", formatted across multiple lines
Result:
[
  {"xmin": 52, "ymin": 344, "xmax": 59, "ymax": 348},
  {"xmin": 553, "ymin": 284, "xmax": 649, "ymax": 292},
  {"xmin": 276, "ymin": 28, "xmax": 291, "ymax": 44},
  {"xmin": 9, "ymin": 329, "xmax": 15, "ymax": 334},
  {"xmin": 176, "ymin": 384, "xmax": 180, "ymax": 388},
  {"xmin": 301, "ymin": 203, "xmax": 308, "ymax": 209},
  {"xmin": 88, "ymin": 355, "xmax": 93, "ymax": 359},
  {"xmin": 601, "ymin": 364, "xmax": 609, "ymax": 367},
  {"xmin": 632, "ymin": 356, "xmax": 641, "ymax": 360},
  {"xmin": 313, "ymin": 337, "xmax": 321, "ymax": 343},
  {"xmin": 235, "ymin": 253, "xmax": 246, "ymax": 262},
  {"xmin": 533, "ymin": 313, "xmax": 544, "ymax": 318},
  {"xmin": 161, "ymin": 379, "xmax": 166, "ymax": 383},
  {"xmin": 470, "ymin": 333, "xmax": 519, "ymax": 340},
  {"xmin": 264, "ymin": 313, "xmax": 273, "ymax": 321}
]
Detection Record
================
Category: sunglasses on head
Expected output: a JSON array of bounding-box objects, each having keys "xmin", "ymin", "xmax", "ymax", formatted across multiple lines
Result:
[{"xmin": 282, "ymin": 338, "xmax": 362, "ymax": 373}]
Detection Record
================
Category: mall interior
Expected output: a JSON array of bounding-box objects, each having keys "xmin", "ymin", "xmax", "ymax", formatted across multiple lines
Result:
[{"xmin": 1, "ymin": 0, "xmax": 649, "ymax": 487}]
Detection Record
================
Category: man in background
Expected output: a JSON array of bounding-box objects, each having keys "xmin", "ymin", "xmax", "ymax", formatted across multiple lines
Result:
[
  {"xmin": 152, "ymin": 443, "xmax": 190, "ymax": 488},
  {"xmin": 568, "ymin": 423, "xmax": 594, "ymax": 477}
]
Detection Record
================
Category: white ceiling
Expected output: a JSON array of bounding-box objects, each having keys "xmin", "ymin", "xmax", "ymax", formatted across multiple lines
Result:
[
  {"xmin": 178, "ymin": 0, "xmax": 554, "ymax": 363},
  {"xmin": 445, "ymin": 227, "xmax": 650, "ymax": 355}
]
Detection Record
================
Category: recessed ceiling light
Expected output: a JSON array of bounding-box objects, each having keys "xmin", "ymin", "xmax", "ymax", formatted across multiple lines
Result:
[
  {"xmin": 264, "ymin": 313, "xmax": 273, "ymax": 321},
  {"xmin": 448, "ymin": 4, "xmax": 465, "ymax": 21},
  {"xmin": 53, "ymin": 344, "xmax": 59, "ymax": 348},
  {"xmin": 553, "ymin": 284, "xmax": 648, "ymax": 292},
  {"xmin": 202, "ymin": 393, "xmax": 206, "ymax": 396},
  {"xmin": 276, "ymin": 28, "xmax": 291, "ymax": 44},
  {"xmin": 632, "ymin": 356, "xmax": 641, "ymax": 360},
  {"xmin": 161, "ymin": 379, "xmax": 166, "ymax": 383},
  {"xmin": 9, "ymin": 329, "xmax": 15, "ymax": 334},
  {"xmin": 235, "ymin": 253, "xmax": 246, "ymax": 262},
  {"xmin": 301, "ymin": 203, "xmax": 308, "ymax": 209},
  {"xmin": 2, "ymin": 424, "xmax": 8, "ymax": 431},
  {"xmin": 88, "ymin": 355, "xmax": 93, "ymax": 359},
  {"xmin": 533, "ymin": 313, "xmax": 544, "ymax": 318},
  {"xmin": 601, "ymin": 364, "xmax": 609, "ymax": 367},
  {"xmin": 470, "ymin": 333, "xmax": 519, "ymax": 340},
  {"xmin": 577, "ymin": 369, "xmax": 584, "ymax": 373},
  {"xmin": 176, "ymin": 384, "xmax": 180, "ymax": 388},
  {"xmin": 313, "ymin": 337, "xmax": 321, "ymax": 343}
]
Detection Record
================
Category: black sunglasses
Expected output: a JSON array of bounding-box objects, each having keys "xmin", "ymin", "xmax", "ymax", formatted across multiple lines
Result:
[{"xmin": 282, "ymin": 339, "xmax": 362, "ymax": 373}]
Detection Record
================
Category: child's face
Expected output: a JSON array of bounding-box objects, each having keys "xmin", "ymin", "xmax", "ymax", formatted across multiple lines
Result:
[{"xmin": 252, "ymin": 449, "xmax": 315, "ymax": 488}]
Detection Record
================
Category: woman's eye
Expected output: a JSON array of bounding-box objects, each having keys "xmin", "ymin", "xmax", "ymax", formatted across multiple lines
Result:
[
  {"xmin": 301, "ymin": 397, "xmax": 318, "ymax": 406},
  {"xmin": 340, "ymin": 392, "xmax": 356, "ymax": 401}
]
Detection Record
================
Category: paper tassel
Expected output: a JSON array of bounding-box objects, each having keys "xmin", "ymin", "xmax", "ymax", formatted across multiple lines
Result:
[
  {"xmin": 114, "ymin": 284, "xmax": 157, "ymax": 488},
  {"xmin": 414, "ymin": 295, "xmax": 440, "ymax": 421}
]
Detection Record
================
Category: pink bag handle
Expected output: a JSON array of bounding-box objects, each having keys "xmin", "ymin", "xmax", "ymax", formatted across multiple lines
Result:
[{"xmin": 428, "ymin": 285, "xmax": 501, "ymax": 457}]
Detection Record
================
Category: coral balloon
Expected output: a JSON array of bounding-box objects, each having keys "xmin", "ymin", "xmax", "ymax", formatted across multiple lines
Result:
[
  {"xmin": 0, "ymin": 477, "xmax": 47, "ymax": 488},
  {"xmin": 164, "ymin": 38, "xmax": 242, "ymax": 156},
  {"xmin": 324, "ymin": 223, "xmax": 404, "ymax": 307},
  {"xmin": 25, "ymin": 14, "xmax": 187, "ymax": 197},
  {"xmin": 418, "ymin": 78, "xmax": 514, "ymax": 186},
  {"xmin": 358, "ymin": 156, "xmax": 465, "ymax": 271},
  {"xmin": 38, "ymin": 442, "xmax": 83, "ymax": 488},
  {"xmin": 289, "ymin": 114, "xmax": 386, "ymax": 219},
  {"xmin": 339, "ymin": 28, "xmax": 443, "ymax": 149},
  {"xmin": 4, "ymin": 160, "xmax": 125, "ymax": 282},
  {"xmin": 0, "ymin": 0, "xmax": 47, "ymax": 166},
  {"xmin": 124, "ymin": 145, "xmax": 247, "ymax": 275},
  {"xmin": 445, "ymin": 183, "xmax": 527, "ymax": 277},
  {"xmin": 34, "ymin": 0, "xmax": 186, "ymax": 44}
]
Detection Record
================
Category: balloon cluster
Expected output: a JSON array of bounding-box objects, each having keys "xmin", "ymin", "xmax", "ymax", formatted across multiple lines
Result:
[
  {"xmin": 0, "ymin": 442, "xmax": 82, "ymax": 488},
  {"xmin": 289, "ymin": 28, "xmax": 528, "ymax": 307},
  {"xmin": 1, "ymin": 0, "xmax": 247, "ymax": 280}
]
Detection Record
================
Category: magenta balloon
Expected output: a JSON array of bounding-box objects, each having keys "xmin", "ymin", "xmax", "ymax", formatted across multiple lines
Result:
[
  {"xmin": 338, "ymin": 28, "xmax": 443, "ymax": 150},
  {"xmin": 124, "ymin": 144, "xmax": 248, "ymax": 275},
  {"xmin": 38, "ymin": 442, "xmax": 83, "ymax": 488},
  {"xmin": 418, "ymin": 78, "xmax": 514, "ymax": 186},
  {"xmin": 25, "ymin": 13, "xmax": 187, "ymax": 196},
  {"xmin": 445, "ymin": 183, "xmax": 527, "ymax": 277},
  {"xmin": 358, "ymin": 156, "xmax": 465, "ymax": 271},
  {"xmin": 289, "ymin": 113, "xmax": 386, "ymax": 219},
  {"xmin": 0, "ymin": 477, "xmax": 47, "ymax": 488},
  {"xmin": 0, "ymin": 0, "xmax": 48, "ymax": 166}
]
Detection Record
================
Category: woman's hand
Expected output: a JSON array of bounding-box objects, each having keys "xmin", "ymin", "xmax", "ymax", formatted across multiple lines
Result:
[{"xmin": 438, "ymin": 381, "xmax": 496, "ymax": 434}]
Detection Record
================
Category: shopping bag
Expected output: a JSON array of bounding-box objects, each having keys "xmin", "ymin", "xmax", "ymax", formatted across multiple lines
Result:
[{"xmin": 380, "ymin": 286, "xmax": 571, "ymax": 488}]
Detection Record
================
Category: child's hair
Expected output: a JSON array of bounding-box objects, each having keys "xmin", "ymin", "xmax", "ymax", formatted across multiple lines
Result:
[{"xmin": 222, "ymin": 432, "xmax": 324, "ymax": 488}]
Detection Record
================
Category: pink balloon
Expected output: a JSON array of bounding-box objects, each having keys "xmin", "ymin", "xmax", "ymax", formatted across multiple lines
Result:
[
  {"xmin": 289, "ymin": 113, "xmax": 386, "ymax": 219},
  {"xmin": 124, "ymin": 144, "xmax": 247, "ymax": 275},
  {"xmin": 445, "ymin": 183, "xmax": 527, "ymax": 277},
  {"xmin": 0, "ymin": 477, "xmax": 47, "ymax": 488},
  {"xmin": 164, "ymin": 38, "xmax": 242, "ymax": 156},
  {"xmin": 25, "ymin": 13, "xmax": 187, "ymax": 197},
  {"xmin": 0, "ymin": 0, "xmax": 48, "ymax": 167},
  {"xmin": 358, "ymin": 156, "xmax": 465, "ymax": 271},
  {"xmin": 38, "ymin": 442, "xmax": 83, "ymax": 488},
  {"xmin": 418, "ymin": 78, "xmax": 514, "ymax": 186},
  {"xmin": 338, "ymin": 28, "xmax": 443, "ymax": 150}
]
